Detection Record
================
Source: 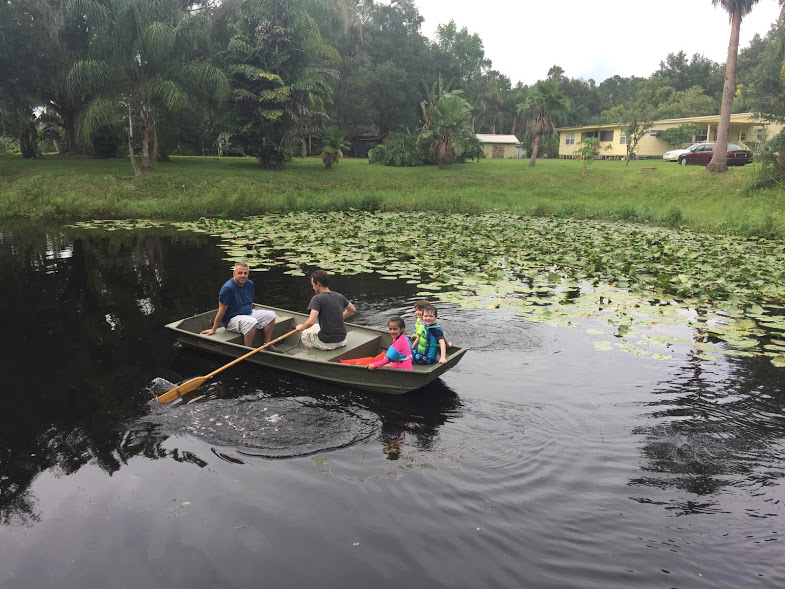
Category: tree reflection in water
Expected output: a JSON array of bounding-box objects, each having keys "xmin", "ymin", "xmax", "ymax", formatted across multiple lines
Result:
[
  {"xmin": 630, "ymin": 351, "xmax": 785, "ymax": 515},
  {"xmin": 0, "ymin": 222, "xmax": 463, "ymax": 525},
  {"xmin": 0, "ymin": 223, "xmax": 219, "ymax": 525}
]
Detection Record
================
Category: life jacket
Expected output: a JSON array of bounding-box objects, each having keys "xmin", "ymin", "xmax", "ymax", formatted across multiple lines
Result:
[
  {"xmin": 413, "ymin": 318, "xmax": 427, "ymax": 345},
  {"xmin": 416, "ymin": 323, "xmax": 443, "ymax": 360}
]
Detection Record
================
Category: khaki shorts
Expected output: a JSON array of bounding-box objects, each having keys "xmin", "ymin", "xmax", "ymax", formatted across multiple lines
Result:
[
  {"xmin": 301, "ymin": 324, "xmax": 346, "ymax": 350},
  {"xmin": 226, "ymin": 309, "xmax": 276, "ymax": 335}
]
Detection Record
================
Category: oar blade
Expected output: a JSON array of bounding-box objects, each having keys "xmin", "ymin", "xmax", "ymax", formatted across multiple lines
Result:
[{"xmin": 156, "ymin": 376, "xmax": 208, "ymax": 404}]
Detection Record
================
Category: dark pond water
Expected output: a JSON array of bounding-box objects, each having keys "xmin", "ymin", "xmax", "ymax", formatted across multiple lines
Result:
[{"xmin": 0, "ymin": 221, "xmax": 783, "ymax": 588}]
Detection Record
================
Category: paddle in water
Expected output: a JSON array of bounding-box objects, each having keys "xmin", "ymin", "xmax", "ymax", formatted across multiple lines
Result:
[{"xmin": 156, "ymin": 329, "xmax": 297, "ymax": 404}]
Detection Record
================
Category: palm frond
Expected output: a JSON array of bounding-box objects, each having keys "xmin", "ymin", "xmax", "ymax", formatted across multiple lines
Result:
[
  {"xmin": 178, "ymin": 63, "xmax": 230, "ymax": 101},
  {"xmin": 228, "ymin": 65, "xmax": 283, "ymax": 86},
  {"xmin": 136, "ymin": 21, "xmax": 177, "ymax": 64},
  {"xmin": 148, "ymin": 76, "xmax": 187, "ymax": 110},
  {"xmin": 230, "ymin": 88, "xmax": 258, "ymax": 103},
  {"xmin": 66, "ymin": 60, "xmax": 120, "ymax": 98},
  {"xmin": 77, "ymin": 97, "xmax": 124, "ymax": 145},
  {"xmin": 260, "ymin": 109, "xmax": 285, "ymax": 122},
  {"xmin": 259, "ymin": 86, "xmax": 292, "ymax": 104},
  {"xmin": 66, "ymin": 0, "xmax": 110, "ymax": 29}
]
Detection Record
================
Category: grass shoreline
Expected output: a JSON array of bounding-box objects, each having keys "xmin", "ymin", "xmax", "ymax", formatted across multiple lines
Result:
[{"xmin": 1, "ymin": 154, "xmax": 783, "ymax": 238}]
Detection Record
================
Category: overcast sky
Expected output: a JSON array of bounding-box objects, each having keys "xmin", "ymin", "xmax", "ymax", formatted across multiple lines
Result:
[{"xmin": 412, "ymin": 0, "xmax": 783, "ymax": 86}]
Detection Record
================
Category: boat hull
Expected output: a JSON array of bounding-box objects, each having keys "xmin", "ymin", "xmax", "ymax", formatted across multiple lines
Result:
[{"xmin": 165, "ymin": 305, "xmax": 467, "ymax": 395}]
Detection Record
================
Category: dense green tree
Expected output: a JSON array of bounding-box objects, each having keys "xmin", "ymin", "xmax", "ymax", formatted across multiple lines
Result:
[
  {"xmin": 331, "ymin": 60, "xmax": 416, "ymax": 135},
  {"xmin": 218, "ymin": 0, "xmax": 336, "ymax": 168},
  {"xmin": 473, "ymin": 70, "xmax": 511, "ymax": 133},
  {"xmin": 432, "ymin": 19, "xmax": 491, "ymax": 111},
  {"xmin": 67, "ymin": 0, "xmax": 228, "ymax": 173},
  {"xmin": 419, "ymin": 92, "xmax": 474, "ymax": 170},
  {"xmin": 653, "ymin": 51, "xmax": 724, "ymax": 99},
  {"xmin": 655, "ymin": 86, "xmax": 717, "ymax": 119},
  {"xmin": 553, "ymin": 75, "xmax": 602, "ymax": 126},
  {"xmin": 597, "ymin": 75, "xmax": 645, "ymax": 112},
  {"xmin": 0, "ymin": 0, "xmax": 54, "ymax": 157},
  {"xmin": 708, "ymin": 0, "xmax": 761, "ymax": 173},
  {"xmin": 502, "ymin": 84, "xmax": 528, "ymax": 137},
  {"xmin": 657, "ymin": 124, "xmax": 700, "ymax": 148},
  {"xmin": 742, "ymin": 19, "xmax": 785, "ymax": 168},
  {"xmin": 517, "ymin": 80, "xmax": 569, "ymax": 166},
  {"xmin": 319, "ymin": 126, "xmax": 349, "ymax": 168},
  {"xmin": 329, "ymin": 0, "xmax": 434, "ymax": 137}
]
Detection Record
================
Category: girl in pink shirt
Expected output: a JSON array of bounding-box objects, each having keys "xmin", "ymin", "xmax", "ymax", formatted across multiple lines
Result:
[{"xmin": 368, "ymin": 316, "xmax": 413, "ymax": 371}]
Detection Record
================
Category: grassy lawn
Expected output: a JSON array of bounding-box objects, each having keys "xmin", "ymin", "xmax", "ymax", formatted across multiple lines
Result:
[{"xmin": 1, "ymin": 154, "xmax": 782, "ymax": 237}]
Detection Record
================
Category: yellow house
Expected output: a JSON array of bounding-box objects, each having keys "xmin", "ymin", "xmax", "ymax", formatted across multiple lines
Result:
[
  {"xmin": 476, "ymin": 134, "xmax": 521, "ymax": 159},
  {"xmin": 556, "ymin": 113, "xmax": 784, "ymax": 159}
]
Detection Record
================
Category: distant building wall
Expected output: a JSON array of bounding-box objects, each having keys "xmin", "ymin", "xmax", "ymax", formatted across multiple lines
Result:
[{"xmin": 557, "ymin": 114, "xmax": 783, "ymax": 159}]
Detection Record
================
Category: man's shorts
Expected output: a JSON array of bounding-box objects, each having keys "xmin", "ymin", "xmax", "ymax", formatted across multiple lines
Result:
[
  {"xmin": 300, "ymin": 324, "xmax": 346, "ymax": 350},
  {"xmin": 226, "ymin": 309, "xmax": 276, "ymax": 335}
]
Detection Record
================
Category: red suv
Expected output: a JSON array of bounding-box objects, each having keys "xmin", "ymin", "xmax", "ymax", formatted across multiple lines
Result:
[{"xmin": 678, "ymin": 142, "xmax": 751, "ymax": 166}]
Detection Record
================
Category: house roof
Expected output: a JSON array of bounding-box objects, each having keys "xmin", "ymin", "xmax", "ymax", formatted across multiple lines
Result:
[
  {"xmin": 475, "ymin": 134, "xmax": 520, "ymax": 144},
  {"xmin": 556, "ymin": 113, "xmax": 769, "ymax": 133}
]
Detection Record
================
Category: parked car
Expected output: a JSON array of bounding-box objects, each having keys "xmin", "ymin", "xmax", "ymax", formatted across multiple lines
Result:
[
  {"xmin": 663, "ymin": 143, "xmax": 700, "ymax": 162},
  {"xmin": 677, "ymin": 142, "xmax": 752, "ymax": 166}
]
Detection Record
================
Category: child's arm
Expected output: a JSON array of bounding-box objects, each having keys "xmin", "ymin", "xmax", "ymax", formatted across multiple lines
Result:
[
  {"xmin": 368, "ymin": 355, "xmax": 390, "ymax": 370},
  {"xmin": 438, "ymin": 338, "xmax": 447, "ymax": 364},
  {"xmin": 411, "ymin": 335, "xmax": 420, "ymax": 349}
]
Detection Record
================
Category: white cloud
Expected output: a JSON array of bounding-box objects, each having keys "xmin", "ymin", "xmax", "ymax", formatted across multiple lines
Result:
[{"xmin": 414, "ymin": 0, "xmax": 782, "ymax": 85}]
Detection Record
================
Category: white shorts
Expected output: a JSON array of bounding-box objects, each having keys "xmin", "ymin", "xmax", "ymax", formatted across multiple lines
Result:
[
  {"xmin": 226, "ymin": 309, "xmax": 276, "ymax": 335},
  {"xmin": 300, "ymin": 324, "xmax": 347, "ymax": 350}
]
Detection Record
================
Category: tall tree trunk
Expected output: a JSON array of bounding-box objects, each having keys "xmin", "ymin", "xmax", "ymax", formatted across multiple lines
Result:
[
  {"xmin": 438, "ymin": 140, "xmax": 447, "ymax": 170},
  {"xmin": 529, "ymin": 135, "xmax": 540, "ymax": 167},
  {"xmin": 140, "ymin": 96, "xmax": 152, "ymax": 171},
  {"xmin": 127, "ymin": 102, "xmax": 142, "ymax": 177},
  {"xmin": 60, "ymin": 108, "xmax": 83, "ymax": 155},
  {"xmin": 151, "ymin": 119, "xmax": 158, "ymax": 169},
  {"xmin": 707, "ymin": 8, "xmax": 742, "ymax": 173}
]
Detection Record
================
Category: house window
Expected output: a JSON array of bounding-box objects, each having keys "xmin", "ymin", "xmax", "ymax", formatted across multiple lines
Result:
[
  {"xmin": 739, "ymin": 132, "xmax": 746, "ymax": 141},
  {"xmin": 695, "ymin": 128, "xmax": 708, "ymax": 142},
  {"xmin": 600, "ymin": 130, "xmax": 614, "ymax": 142},
  {"xmin": 757, "ymin": 128, "xmax": 765, "ymax": 140},
  {"xmin": 492, "ymin": 144, "xmax": 505, "ymax": 158},
  {"xmin": 581, "ymin": 131, "xmax": 599, "ymax": 140},
  {"xmin": 620, "ymin": 131, "xmax": 627, "ymax": 145},
  {"xmin": 565, "ymin": 132, "xmax": 575, "ymax": 146},
  {"xmin": 650, "ymin": 130, "xmax": 659, "ymax": 136}
]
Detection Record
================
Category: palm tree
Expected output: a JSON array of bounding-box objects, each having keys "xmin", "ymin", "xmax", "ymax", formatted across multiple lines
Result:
[
  {"xmin": 66, "ymin": 0, "xmax": 228, "ymax": 174},
  {"xmin": 707, "ymin": 0, "xmax": 761, "ymax": 173},
  {"xmin": 517, "ymin": 80, "xmax": 569, "ymax": 167},
  {"xmin": 319, "ymin": 127, "xmax": 349, "ymax": 169},
  {"xmin": 219, "ymin": 0, "xmax": 335, "ymax": 169},
  {"xmin": 419, "ymin": 94, "xmax": 474, "ymax": 170}
]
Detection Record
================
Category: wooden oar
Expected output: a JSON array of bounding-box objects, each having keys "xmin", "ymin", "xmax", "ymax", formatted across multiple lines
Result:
[{"xmin": 156, "ymin": 329, "xmax": 298, "ymax": 404}]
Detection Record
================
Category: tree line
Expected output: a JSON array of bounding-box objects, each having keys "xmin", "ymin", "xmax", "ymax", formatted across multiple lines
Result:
[{"xmin": 1, "ymin": 0, "xmax": 783, "ymax": 172}]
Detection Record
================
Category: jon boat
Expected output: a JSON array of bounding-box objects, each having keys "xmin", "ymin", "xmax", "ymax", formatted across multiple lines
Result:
[{"xmin": 165, "ymin": 304, "xmax": 468, "ymax": 395}]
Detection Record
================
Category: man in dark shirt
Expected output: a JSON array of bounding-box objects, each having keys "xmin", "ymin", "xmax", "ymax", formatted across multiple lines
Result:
[{"xmin": 295, "ymin": 270, "xmax": 356, "ymax": 350}]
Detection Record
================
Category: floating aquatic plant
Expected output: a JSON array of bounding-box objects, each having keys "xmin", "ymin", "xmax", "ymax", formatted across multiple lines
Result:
[{"xmin": 79, "ymin": 213, "xmax": 785, "ymax": 365}]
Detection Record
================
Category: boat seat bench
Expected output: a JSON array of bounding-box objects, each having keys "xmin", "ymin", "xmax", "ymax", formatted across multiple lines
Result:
[
  {"xmin": 188, "ymin": 314, "xmax": 297, "ymax": 345},
  {"xmin": 286, "ymin": 328, "xmax": 383, "ymax": 362},
  {"xmin": 184, "ymin": 311, "xmax": 382, "ymax": 359}
]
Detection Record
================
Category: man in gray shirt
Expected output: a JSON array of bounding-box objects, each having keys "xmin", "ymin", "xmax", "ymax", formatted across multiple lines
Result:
[{"xmin": 295, "ymin": 270, "xmax": 356, "ymax": 350}]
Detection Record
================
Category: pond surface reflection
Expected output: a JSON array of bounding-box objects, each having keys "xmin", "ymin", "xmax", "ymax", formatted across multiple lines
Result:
[{"xmin": 0, "ymin": 222, "xmax": 782, "ymax": 588}]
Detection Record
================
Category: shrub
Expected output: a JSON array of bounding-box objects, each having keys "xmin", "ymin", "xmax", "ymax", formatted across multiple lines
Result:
[{"xmin": 368, "ymin": 132, "xmax": 429, "ymax": 167}]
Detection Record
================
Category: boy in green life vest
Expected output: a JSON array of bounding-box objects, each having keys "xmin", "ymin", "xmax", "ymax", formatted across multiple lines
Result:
[
  {"xmin": 410, "ymin": 299, "xmax": 429, "ymax": 349},
  {"xmin": 411, "ymin": 304, "xmax": 447, "ymax": 365},
  {"xmin": 411, "ymin": 299, "xmax": 451, "ymax": 351}
]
